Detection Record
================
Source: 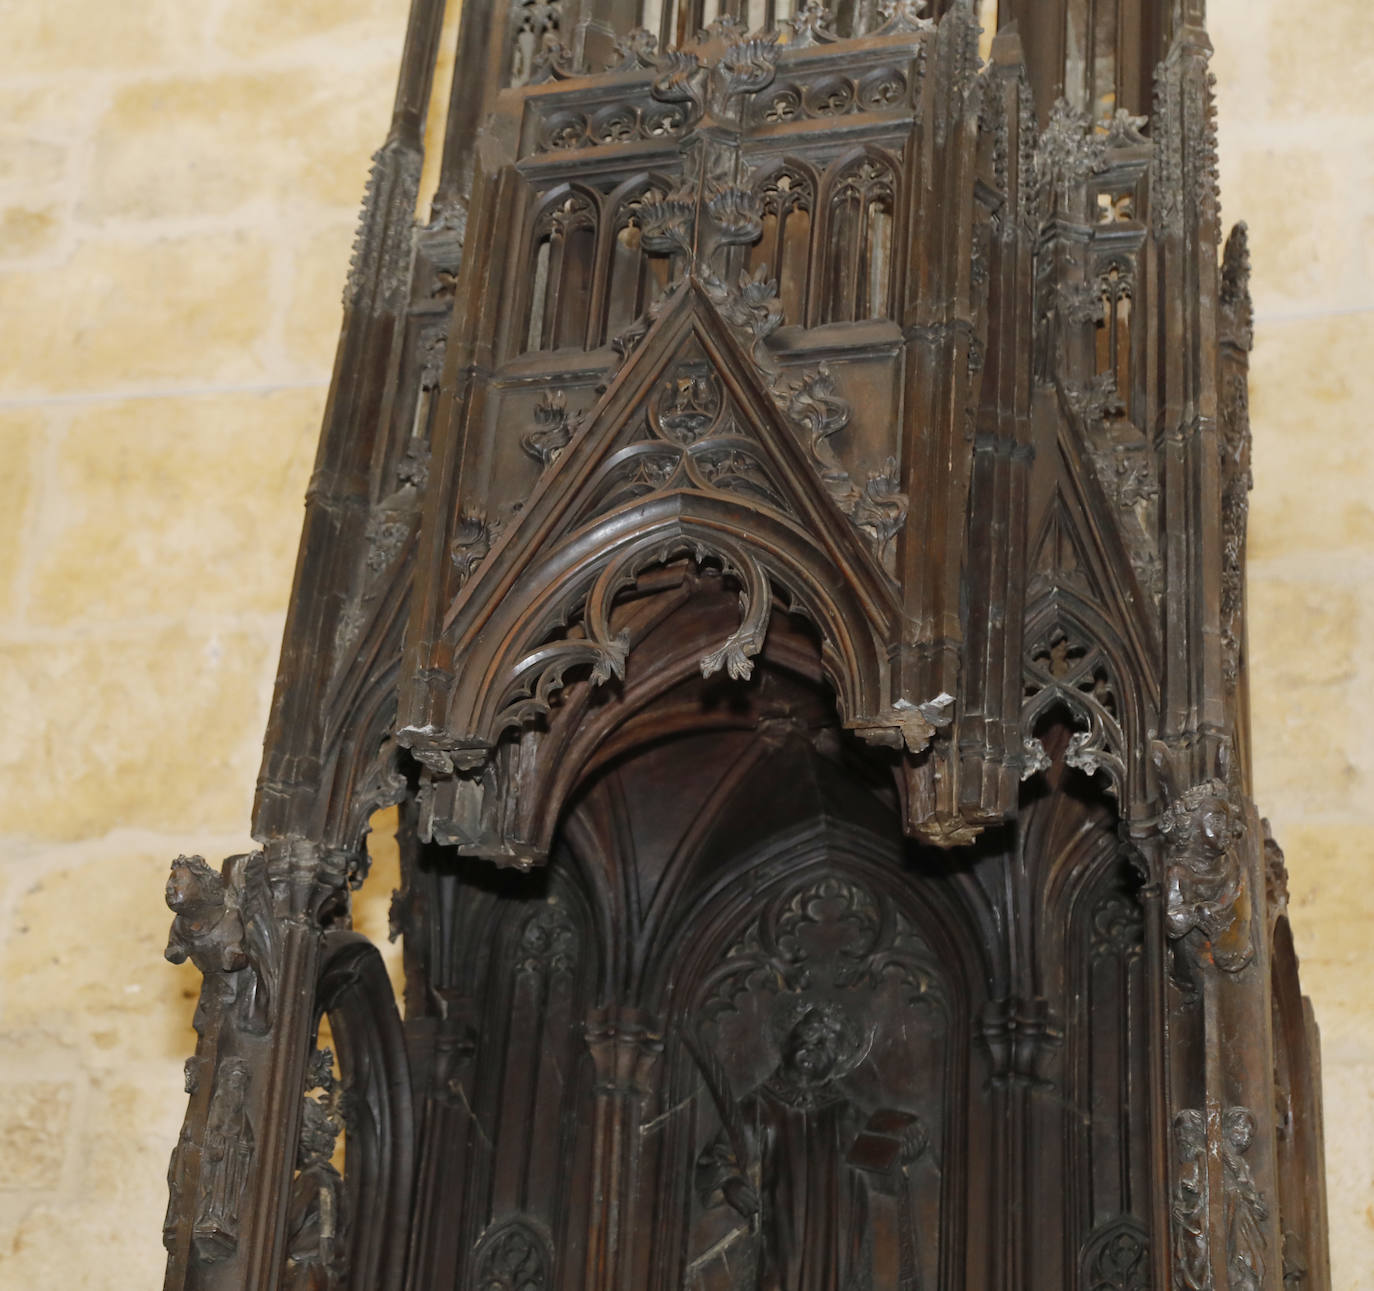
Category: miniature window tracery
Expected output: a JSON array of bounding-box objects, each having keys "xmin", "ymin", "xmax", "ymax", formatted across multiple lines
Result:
[
  {"xmin": 525, "ymin": 188, "xmax": 599, "ymax": 353},
  {"xmin": 747, "ymin": 165, "xmax": 815, "ymax": 326},
  {"xmin": 821, "ymin": 153, "xmax": 898, "ymax": 324},
  {"xmin": 1094, "ymin": 258, "xmax": 1134, "ymax": 409},
  {"xmin": 604, "ymin": 182, "xmax": 676, "ymax": 343}
]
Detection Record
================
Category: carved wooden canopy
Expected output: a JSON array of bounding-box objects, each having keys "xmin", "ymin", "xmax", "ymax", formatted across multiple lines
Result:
[{"xmin": 160, "ymin": 2, "xmax": 1330, "ymax": 1289}]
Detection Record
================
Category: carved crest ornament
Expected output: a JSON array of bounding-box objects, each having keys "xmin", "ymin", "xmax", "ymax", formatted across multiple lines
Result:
[{"xmin": 159, "ymin": 1, "xmax": 1330, "ymax": 1289}]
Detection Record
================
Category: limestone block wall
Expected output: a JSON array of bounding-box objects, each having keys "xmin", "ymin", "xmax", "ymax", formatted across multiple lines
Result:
[{"xmin": 0, "ymin": 1, "xmax": 1367, "ymax": 1286}]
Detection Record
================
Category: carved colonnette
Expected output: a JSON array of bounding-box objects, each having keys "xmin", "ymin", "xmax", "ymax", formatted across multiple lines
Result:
[{"xmin": 159, "ymin": 0, "xmax": 1329, "ymax": 1288}]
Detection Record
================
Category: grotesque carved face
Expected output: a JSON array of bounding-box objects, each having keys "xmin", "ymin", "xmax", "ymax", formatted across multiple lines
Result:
[{"xmin": 781, "ymin": 1007, "xmax": 844, "ymax": 1086}]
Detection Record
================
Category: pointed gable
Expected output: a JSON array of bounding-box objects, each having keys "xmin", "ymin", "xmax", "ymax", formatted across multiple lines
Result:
[
  {"xmin": 1027, "ymin": 403, "xmax": 1161, "ymax": 685},
  {"xmin": 442, "ymin": 277, "xmax": 900, "ymax": 642}
]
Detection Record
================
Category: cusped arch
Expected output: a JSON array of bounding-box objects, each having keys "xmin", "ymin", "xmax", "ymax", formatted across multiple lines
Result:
[
  {"xmin": 745, "ymin": 156, "xmax": 820, "ymax": 325},
  {"xmin": 528, "ymin": 583, "xmax": 838, "ymax": 878},
  {"xmin": 812, "ymin": 144, "xmax": 903, "ymax": 324},
  {"xmin": 420, "ymin": 491, "xmax": 892, "ymax": 865},
  {"xmin": 1022, "ymin": 586, "xmax": 1155, "ymax": 811},
  {"xmin": 444, "ymin": 491, "xmax": 888, "ymax": 764},
  {"xmin": 597, "ymin": 170, "xmax": 679, "ymax": 343},
  {"xmin": 520, "ymin": 180, "xmax": 602, "ymax": 353}
]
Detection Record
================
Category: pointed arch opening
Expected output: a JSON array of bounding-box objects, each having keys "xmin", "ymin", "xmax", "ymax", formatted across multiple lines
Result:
[
  {"xmin": 601, "ymin": 175, "xmax": 679, "ymax": 344},
  {"xmin": 746, "ymin": 160, "xmax": 818, "ymax": 326},
  {"xmin": 818, "ymin": 149, "xmax": 900, "ymax": 324},
  {"xmin": 397, "ymin": 567, "xmax": 987, "ymax": 1289},
  {"xmin": 524, "ymin": 185, "xmax": 601, "ymax": 353}
]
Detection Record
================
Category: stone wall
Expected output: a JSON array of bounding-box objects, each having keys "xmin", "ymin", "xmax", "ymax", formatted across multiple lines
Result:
[{"xmin": 0, "ymin": 1, "xmax": 1368, "ymax": 1285}]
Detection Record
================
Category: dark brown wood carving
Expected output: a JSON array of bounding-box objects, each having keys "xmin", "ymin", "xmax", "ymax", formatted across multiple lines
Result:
[{"xmin": 159, "ymin": 1, "xmax": 1331, "ymax": 1288}]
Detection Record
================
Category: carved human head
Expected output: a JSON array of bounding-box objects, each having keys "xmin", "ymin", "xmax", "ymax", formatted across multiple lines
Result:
[
  {"xmin": 1161, "ymin": 779, "xmax": 1241, "ymax": 857},
  {"xmin": 1223, "ymin": 1105, "xmax": 1256, "ymax": 1153},
  {"xmin": 165, "ymin": 854, "xmax": 224, "ymax": 919},
  {"xmin": 1173, "ymin": 1107, "xmax": 1206, "ymax": 1156},
  {"xmin": 780, "ymin": 1004, "xmax": 851, "ymax": 1085}
]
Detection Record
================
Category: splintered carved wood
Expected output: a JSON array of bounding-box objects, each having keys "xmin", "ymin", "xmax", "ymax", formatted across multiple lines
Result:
[{"xmin": 157, "ymin": 1, "xmax": 1330, "ymax": 1290}]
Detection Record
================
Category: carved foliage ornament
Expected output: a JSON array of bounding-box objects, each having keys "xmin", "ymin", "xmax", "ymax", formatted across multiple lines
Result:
[
  {"xmin": 284, "ymin": 1050, "xmax": 346, "ymax": 1289},
  {"xmin": 345, "ymin": 137, "xmax": 421, "ymax": 311},
  {"xmin": 1033, "ymin": 98, "xmax": 1109, "ymax": 223},
  {"xmin": 522, "ymin": 389, "xmax": 582, "ymax": 470}
]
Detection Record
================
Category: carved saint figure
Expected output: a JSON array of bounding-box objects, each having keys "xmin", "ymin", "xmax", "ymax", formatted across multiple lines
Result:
[
  {"xmin": 1221, "ymin": 1107, "xmax": 1268, "ymax": 1291},
  {"xmin": 695, "ymin": 1004, "xmax": 925, "ymax": 1291},
  {"xmin": 1170, "ymin": 1108, "xmax": 1209, "ymax": 1291},
  {"xmin": 284, "ymin": 1096, "xmax": 347, "ymax": 1291},
  {"xmin": 194, "ymin": 1059, "xmax": 255, "ymax": 1262}
]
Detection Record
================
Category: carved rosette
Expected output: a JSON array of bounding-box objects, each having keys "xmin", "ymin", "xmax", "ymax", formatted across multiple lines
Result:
[{"xmin": 517, "ymin": 903, "xmax": 579, "ymax": 976}]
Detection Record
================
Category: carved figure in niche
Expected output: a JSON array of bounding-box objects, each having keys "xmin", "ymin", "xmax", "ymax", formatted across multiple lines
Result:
[
  {"xmin": 695, "ymin": 1001, "xmax": 927, "ymax": 1291},
  {"xmin": 165, "ymin": 855, "xmax": 247, "ymax": 976},
  {"xmin": 283, "ymin": 1095, "xmax": 347, "ymax": 1290},
  {"xmin": 1221, "ymin": 1106, "xmax": 1268, "ymax": 1291},
  {"xmin": 1170, "ymin": 1109, "xmax": 1209, "ymax": 1291},
  {"xmin": 193, "ymin": 1058, "xmax": 255, "ymax": 1263}
]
